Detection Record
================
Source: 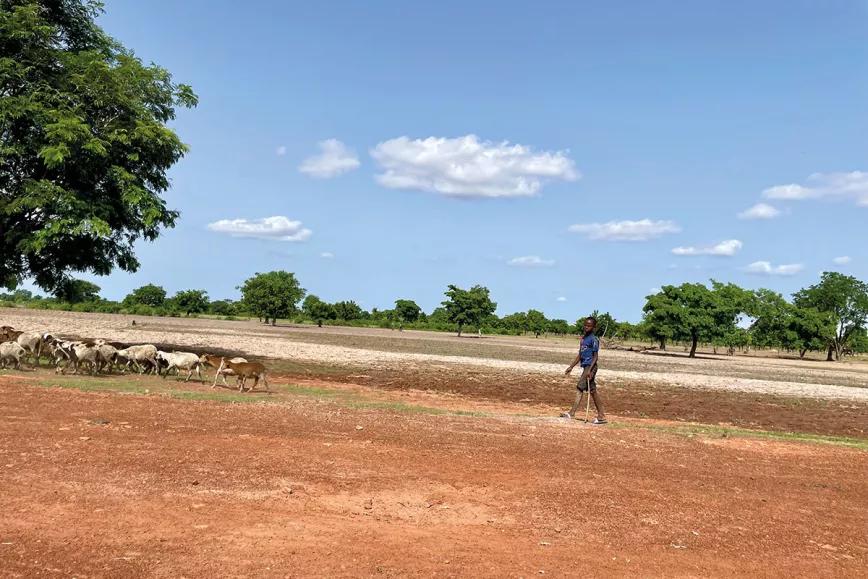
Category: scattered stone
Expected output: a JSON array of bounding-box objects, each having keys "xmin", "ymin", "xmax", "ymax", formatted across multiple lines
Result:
[
  {"xmin": 539, "ymin": 541, "xmax": 551, "ymax": 546},
  {"xmin": 356, "ymin": 425, "xmax": 364, "ymax": 430},
  {"xmin": 79, "ymin": 436, "xmax": 91, "ymax": 441},
  {"xmin": 90, "ymin": 418, "xmax": 110, "ymax": 425}
]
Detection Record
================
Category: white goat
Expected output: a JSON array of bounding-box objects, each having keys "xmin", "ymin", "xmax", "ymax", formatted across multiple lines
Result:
[
  {"xmin": 116, "ymin": 344, "xmax": 158, "ymax": 374},
  {"xmin": 96, "ymin": 343, "xmax": 119, "ymax": 373},
  {"xmin": 157, "ymin": 351, "xmax": 203, "ymax": 382},
  {"xmin": 0, "ymin": 341, "xmax": 26, "ymax": 369},
  {"xmin": 71, "ymin": 342, "xmax": 101, "ymax": 375},
  {"xmin": 16, "ymin": 331, "xmax": 43, "ymax": 366}
]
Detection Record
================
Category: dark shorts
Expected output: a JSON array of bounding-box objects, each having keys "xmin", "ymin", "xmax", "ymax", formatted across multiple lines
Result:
[{"xmin": 577, "ymin": 366, "xmax": 597, "ymax": 393}]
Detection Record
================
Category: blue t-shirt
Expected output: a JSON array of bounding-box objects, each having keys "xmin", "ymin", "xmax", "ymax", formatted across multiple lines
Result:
[{"xmin": 579, "ymin": 333, "xmax": 599, "ymax": 367}]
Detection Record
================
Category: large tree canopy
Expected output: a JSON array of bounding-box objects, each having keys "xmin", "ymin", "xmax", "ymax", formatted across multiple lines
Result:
[
  {"xmin": 794, "ymin": 272, "xmax": 868, "ymax": 360},
  {"xmin": 240, "ymin": 271, "xmax": 305, "ymax": 325},
  {"xmin": 441, "ymin": 284, "xmax": 496, "ymax": 336},
  {"xmin": 642, "ymin": 282, "xmax": 747, "ymax": 357},
  {"xmin": 0, "ymin": 0, "xmax": 197, "ymax": 291}
]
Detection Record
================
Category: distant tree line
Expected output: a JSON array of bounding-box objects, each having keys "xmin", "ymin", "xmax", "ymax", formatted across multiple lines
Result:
[{"xmin": 2, "ymin": 270, "xmax": 866, "ymax": 360}]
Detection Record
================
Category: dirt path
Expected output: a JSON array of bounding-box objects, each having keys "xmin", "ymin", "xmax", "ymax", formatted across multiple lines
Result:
[{"xmin": 1, "ymin": 378, "xmax": 865, "ymax": 578}]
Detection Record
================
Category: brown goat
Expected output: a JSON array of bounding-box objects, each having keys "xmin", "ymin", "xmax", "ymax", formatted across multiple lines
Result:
[
  {"xmin": 219, "ymin": 358, "xmax": 269, "ymax": 393},
  {"xmin": 199, "ymin": 353, "xmax": 249, "ymax": 388}
]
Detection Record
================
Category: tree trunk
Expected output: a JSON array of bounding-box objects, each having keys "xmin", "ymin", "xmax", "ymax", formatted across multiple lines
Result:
[
  {"xmin": 457, "ymin": 323, "xmax": 463, "ymax": 337},
  {"xmin": 689, "ymin": 335, "xmax": 698, "ymax": 358},
  {"xmin": 826, "ymin": 344, "xmax": 835, "ymax": 362},
  {"xmin": 271, "ymin": 318, "xmax": 276, "ymax": 326},
  {"xmin": 659, "ymin": 338, "xmax": 666, "ymax": 351},
  {"xmin": 799, "ymin": 348, "xmax": 807, "ymax": 359}
]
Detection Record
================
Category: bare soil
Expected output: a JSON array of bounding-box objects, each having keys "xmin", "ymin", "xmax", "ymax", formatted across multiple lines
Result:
[
  {"xmin": 1, "ymin": 377, "xmax": 866, "ymax": 578},
  {"xmin": 2, "ymin": 309, "xmax": 867, "ymax": 577}
]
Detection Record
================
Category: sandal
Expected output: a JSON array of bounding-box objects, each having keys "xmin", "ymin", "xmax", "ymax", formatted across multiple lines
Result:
[
  {"xmin": 560, "ymin": 412, "xmax": 572, "ymax": 419},
  {"xmin": 591, "ymin": 417, "xmax": 608, "ymax": 425}
]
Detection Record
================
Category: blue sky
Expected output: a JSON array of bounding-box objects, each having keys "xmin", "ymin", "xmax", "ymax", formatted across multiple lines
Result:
[{"xmin": 54, "ymin": 0, "xmax": 868, "ymax": 321}]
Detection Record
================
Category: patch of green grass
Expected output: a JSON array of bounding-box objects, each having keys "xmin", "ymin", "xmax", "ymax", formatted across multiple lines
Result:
[
  {"xmin": 344, "ymin": 399, "xmax": 488, "ymax": 417},
  {"xmin": 31, "ymin": 374, "xmax": 486, "ymax": 417},
  {"xmin": 610, "ymin": 421, "xmax": 868, "ymax": 450},
  {"xmin": 37, "ymin": 376, "xmax": 149, "ymax": 395},
  {"xmin": 280, "ymin": 383, "xmax": 345, "ymax": 398},
  {"xmin": 166, "ymin": 389, "xmax": 269, "ymax": 403}
]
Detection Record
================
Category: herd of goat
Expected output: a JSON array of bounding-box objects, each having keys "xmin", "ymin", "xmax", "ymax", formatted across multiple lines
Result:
[{"xmin": 0, "ymin": 325, "xmax": 269, "ymax": 392}]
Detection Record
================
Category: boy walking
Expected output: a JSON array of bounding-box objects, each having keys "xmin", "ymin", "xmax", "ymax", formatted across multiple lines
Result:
[{"xmin": 562, "ymin": 316, "xmax": 607, "ymax": 424}]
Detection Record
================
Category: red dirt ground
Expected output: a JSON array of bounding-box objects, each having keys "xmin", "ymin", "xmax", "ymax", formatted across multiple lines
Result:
[
  {"xmin": 276, "ymin": 364, "xmax": 868, "ymax": 439},
  {"xmin": 1, "ymin": 377, "xmax": 865, "ymax": 578}
]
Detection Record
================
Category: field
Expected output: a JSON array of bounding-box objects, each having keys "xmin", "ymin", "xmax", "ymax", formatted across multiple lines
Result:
[{"xmin": 1, "ymin": 309, "xmax": 867, "ymax": 577}]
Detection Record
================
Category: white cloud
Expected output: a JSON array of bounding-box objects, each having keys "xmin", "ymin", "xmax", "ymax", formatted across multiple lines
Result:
[
  {"xmin": 320, "ymin": 252, "xmax": 335, "ymax": 259},
  {"xmin": 745, "ymin": 261, "xmax": 804, "ymax": 276},
  {"xmin": 276, "ymin": 145, "xmax": 287, "ymax": 156},
  {"xmin": 762, "ymin": 171, "xmax": 868, "ymax": 206},
  {"xmin": 650, "ymin": 287, "xmax": 661, "ymax": 293},
  {"xmin": 556, "ymin": 296, "xmax": 567, "ymax": 302},
  {"xmin": 568, "ymin": 219, "xmax": 680, "ymax": 241},
  {"xmin": 207, "ymin": 216, "xmax": 312, "ymax": 242},
  {"xmin": 508, "ymin": 255, "xmax": 556, "ymax": 267},
  {"xmin": 833, "ymin": 256, "xmax": 851, "ymax": 265},
  {"xmin": 299, "ymin": 139, "xmax": 360, "ymax": 178},
  {"xmin": 738, "ymin": 203, "xmax": 780, "ymax": 220},
  {"xmin": 672, "ymin": 239, "xmax": 743, "ymax": 257},
  {"xmin": 370, "ymin": 134, "xmax": 578, "ymax": 198}
]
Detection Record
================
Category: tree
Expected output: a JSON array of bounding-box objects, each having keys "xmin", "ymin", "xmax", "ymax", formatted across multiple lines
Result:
[
  {"xmin": 526, "ymin": 309, "xmax": 547, "ymax": 337},
  {"xmin": 302, "ymin": 295, "xmax": 335, "ymax": 327},
  {"xmin": 786, "ymin": 306, "xmax": 835, "ymax": 359},
  {"xmin": 53, "ymin": 278, "xmax": 100, "ymax": 303},
  {"xmin": 0, "ymin": 0, "xmax": 197, "ymax": 292},
  {"xmin": 642, "ymin": 282, "xmax": 743, "ymax": 358},
  {"xmin": 746, "ymin": 288, "xmax": 834, "ymax": 358},
  {"xmin": 441, "ymin": 284, "xmax": 497, "ymax": 336},
  {"xmin": 641, "ymin": 291, "xmax": 678, "ymax": 350},
  {"xmin": 239, "ymin": 271, "xmax": 305, "ymax": 325},
  {"xmin": 172, "ymin": 289, "xmax": 209, "ymax": 316},
  {"xmin": 794, "ymin": 272, "xmax": 868, "ymax": 361},
  {"xmin": 547, "ymin": 318, "xmax": 571, "ymax": 335},
  {"xmin": 394, "ymin": 299, "xmax": 422, "ymax": 323},
  {"xmin": 746, "ymin": 289, "xmax": 790, "ymax": 349},
  {"xmin": 208, "ymin": 299, "xmax": 237, "ymax": 316},
  {"xmin": 587, "ymin": 310, "xmax": 617, "ymax": 338},
  {"xmin": 500, "ymin": 312, "xmax": 529, "ymax": 335},
  {"xmin": 123, "ymin": 284, "xmax": 166, "ymax": 307},
  {"xmin": 333, "ymin": 300, "xmax": 365, "ymax": 321}
]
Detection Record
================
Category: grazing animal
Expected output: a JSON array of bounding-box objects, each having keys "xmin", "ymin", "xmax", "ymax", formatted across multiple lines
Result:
[
  {"xmin": 15, "ymin": 331, "xmax": 43, "ymax": 366},
  {"xmin": 44, "ymin": 338, "xmax": 76, "ymax": 373},
  {"xmin": 156, "ymin": 351, "xmax": 203, "ymax": 382},
  {"xmin": 96, "ymin": 343, "xmax": 119, "ymax": 373},
  {"xmin": 0, "ymin": 341, "xmax": 27, "ymax": 369},
  {"xmin": 0, "ymin": 326, "xmax": 21, "ymax": 342},
  {"xmin": 218, "ymin": 358, "xmax": 269, "ymax": 393},
  {"xmin": 199, "ymin": 353, "xmax": 249, "ymax": 388},
  {"xmin": 115, "ymin": 344, "xmax": 158, "ymax": 374},
  {"xmin": 69, "ymin": 341, "xmax": 101, "ymax": 375}
]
